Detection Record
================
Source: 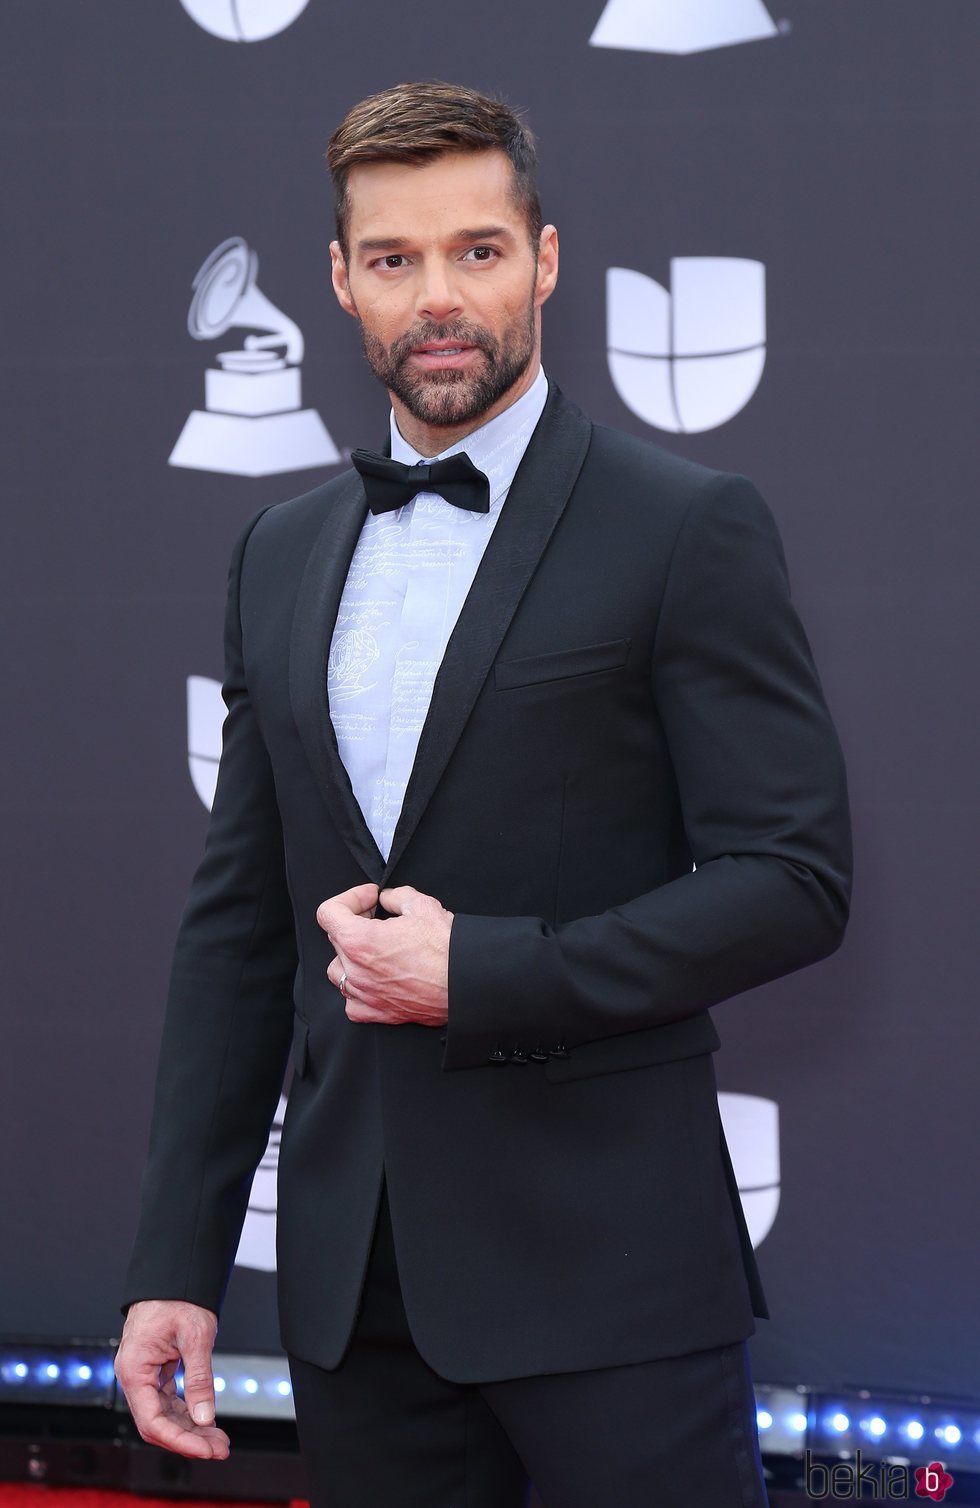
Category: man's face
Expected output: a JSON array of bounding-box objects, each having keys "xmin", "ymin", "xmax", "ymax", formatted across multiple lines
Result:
[{"xmin": 330, "ymin": 150, "xmax": 558, "ymax": 437}]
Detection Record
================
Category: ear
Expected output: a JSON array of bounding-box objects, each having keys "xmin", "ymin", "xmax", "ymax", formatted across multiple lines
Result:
[
  {"xmin": 534, "ymin": 224, "xmax": 559, "ymax": 309},
  {"xmin": 330, "ymin": 240, "xmax": 358, "ymax": 319}
]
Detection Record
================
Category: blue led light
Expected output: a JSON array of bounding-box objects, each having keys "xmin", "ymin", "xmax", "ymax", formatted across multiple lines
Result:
[
  {"xmin": 756, "ymin": 1409, "xmax": 773, "ymax": 1430},
  {"xmin": 829, "ymin": 1412, "xmax": 850, "ymax": 1433},
  {"xmin": 865, "ymin": 1416, "xmax": 887, "ymax": 1437},
  {"xmin": 904, "ymin": 1420, "xmax": 925, "ymax": 1441},
  {"xmin": 243, "ymin": 1378, "xmax": 259, "ymax": 1395},
  {"xmin": 938, "ymin": 1424, "xmax": 961, "ymax": 1446},
  {"xmin": 214, "ymin": 1376, "xmax": 226, "ymax": 1392},
  {"xmin": 276, "ymin": 1380, "xmax": 291, "ymax": 1397},
  {"xmin": 1, "ymin": 1351, "xmax": 118, "ymax": 1400},
  {"xmin": 787, "ymin": 1412, "xmax": 807, "ymax": 1433}
]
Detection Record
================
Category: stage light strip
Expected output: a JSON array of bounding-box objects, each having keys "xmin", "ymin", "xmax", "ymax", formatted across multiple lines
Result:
[
  {"xmin": 3, "ymin": 1339, "xmax": 979, "ymax": 1455},
  {"xmin": 754, "ymin": 1383, "xmax": 980, "ymax": 1468},
  {"xmin": 169, "ymin": 1351, "xmax": 296, "ymax": 1419},
  {"xmin": 1, "ymin": 1344, "xmax": 117, "ymax": 1407}
]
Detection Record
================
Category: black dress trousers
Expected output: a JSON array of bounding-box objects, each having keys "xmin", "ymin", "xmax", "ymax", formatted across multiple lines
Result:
[{"xmin": 287, "ymin": 1177, "xmax": 771, "ymax": 1508}]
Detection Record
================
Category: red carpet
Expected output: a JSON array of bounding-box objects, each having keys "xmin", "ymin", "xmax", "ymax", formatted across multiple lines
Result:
[{"xmin": 0, "ymin": 1492, "xmax": 308, "ymax": 1508}]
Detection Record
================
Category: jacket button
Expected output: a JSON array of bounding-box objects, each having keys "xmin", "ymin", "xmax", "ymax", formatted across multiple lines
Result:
[
  {"xmin": 549, "ymin": 1043, "xmax": 569, "ymax": 1058},
  {"xmin": 529, "ymin": 1044, "xmax": 549, "ymax": 1062},
  {"xmin": 488, "ymin": 1048, "xmax": 508, "ymax": 1064},
  {"xmin": 509, "ymin": 1046, "xmax": 529, "ymax": 1064}
]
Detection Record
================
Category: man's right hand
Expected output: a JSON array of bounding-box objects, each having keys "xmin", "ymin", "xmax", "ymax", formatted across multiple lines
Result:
[{"xmin": 114, "ymin": 1299, "xmax": 230, "ymax": 1460}]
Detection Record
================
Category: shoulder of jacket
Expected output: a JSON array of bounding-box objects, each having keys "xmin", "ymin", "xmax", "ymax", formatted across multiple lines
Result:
[
  {"xmin": 579, "ymin": 422, "xmax": 768, "ymax": 550},
  {"xmin": 233, "ymin": 469, "xmax": 360, "ymax": 568},
  {"xmin": 250, "ymin": 469, "xmax": 357, "ymax": 537},
  {"xmin": 585, "ymin": 420, "xmax": 737, "ymax": 498}
]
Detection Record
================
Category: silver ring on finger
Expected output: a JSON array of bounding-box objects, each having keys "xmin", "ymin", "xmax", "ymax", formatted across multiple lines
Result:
[{"xmin": 339, "ymin": 971, "xmax": 349, "ymax": 999}]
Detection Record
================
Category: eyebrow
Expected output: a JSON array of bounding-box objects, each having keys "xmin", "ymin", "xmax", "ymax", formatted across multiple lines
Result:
[
  {"xmin": 452, "ymin": 226, "xmax": 514, "ymax": 243},
  {"xmin": 356, "ymin": 236, "xmax": 411, "ymax": 253},
  {"xmin": 355, "ymin": 225, "xmax": 516, "ymax": 254}
]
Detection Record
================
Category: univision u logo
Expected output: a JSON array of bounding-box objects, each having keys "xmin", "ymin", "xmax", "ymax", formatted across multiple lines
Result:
[
  {"xmin": 178, "ymin": 0, "xmax": 311, "ymax": 41},
  {"xmin": 606, "ymin": 258, "xmax": 766, "ymax": 433}
]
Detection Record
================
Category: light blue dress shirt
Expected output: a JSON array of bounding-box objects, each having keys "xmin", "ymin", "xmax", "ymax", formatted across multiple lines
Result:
[{"xmin": 327, "ymin": 364, "xmax": 549, "ymax": 860}]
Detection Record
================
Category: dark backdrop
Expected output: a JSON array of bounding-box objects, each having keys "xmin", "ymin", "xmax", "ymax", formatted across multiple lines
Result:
[{"xmin": 2, "ymin": 0, "xmax": 977, "ymax": 1399}]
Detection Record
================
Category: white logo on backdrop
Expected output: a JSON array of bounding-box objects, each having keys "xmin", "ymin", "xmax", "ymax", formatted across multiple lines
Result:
[
  {"xmin": 178, "ymin": 0, "xmax": 311, "ymax": 42},
  {"xmin": 169, "ymin": 236, "xmax": 339, "ymax": 478},
  {"xmin": 718, "ymin": 1092, "xmax": 780, "ymax": 1247},
  {"xmin": 606, "ymin": 258, "xmax": 766, "ymax": 432},
  {"xmin": 590, "ymin": 0, "xmax": 777, "ymax": 53},
  {"xmin": 186, "ymin": 673, "xmax": 282, "ymax": 1271},
  {"xmin": 185, "ymin": 684, "xmax": 780, "ymax": 1269},
  {"xmin": 187, "ymin": 675, "xmax": 225, "ymax": 809},
  {"xmin": 236, "ymin": 1095, "xmax": 286, "ymax": 1271}
]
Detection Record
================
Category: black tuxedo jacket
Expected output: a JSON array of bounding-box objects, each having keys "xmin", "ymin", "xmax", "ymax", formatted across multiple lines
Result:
[{"xmin": 124, "ymin": 381, "xmax": 851, "ymax": 1383}]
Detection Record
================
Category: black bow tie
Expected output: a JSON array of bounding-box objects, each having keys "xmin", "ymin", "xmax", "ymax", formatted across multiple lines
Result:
[{"xmin": 351, "ymin": 449, "xmax": 491, "ymax": 516}]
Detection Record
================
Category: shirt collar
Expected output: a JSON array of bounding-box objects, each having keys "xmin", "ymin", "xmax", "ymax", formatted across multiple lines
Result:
[{"xmin": 388, "ymin": 364, "xmax": 549, "ymax": 509}]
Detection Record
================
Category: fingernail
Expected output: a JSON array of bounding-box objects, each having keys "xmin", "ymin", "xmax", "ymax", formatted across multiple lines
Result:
[{"xmin": 192, "ymin": 1403, "xmax": 213, "ymax": 1425}]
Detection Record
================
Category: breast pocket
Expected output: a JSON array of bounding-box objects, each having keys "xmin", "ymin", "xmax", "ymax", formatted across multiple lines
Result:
[{"xmin": 494, "ymin": 637, "xmax": 631, "ymax": 691}]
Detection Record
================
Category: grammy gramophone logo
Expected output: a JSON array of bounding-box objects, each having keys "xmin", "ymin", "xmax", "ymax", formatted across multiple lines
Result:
[
  {"xmin": 169, "ymin": 235, "xmax": 339, "ymax": 478},
  {"xmin": 590, "ymin": 0, "xmax": 778, "ymax": 54}
]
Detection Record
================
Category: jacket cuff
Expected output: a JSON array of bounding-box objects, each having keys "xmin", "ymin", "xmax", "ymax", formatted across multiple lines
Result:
[{"xmin": 441, "ymin": 912, "xmax": 573, "ymax": 1070}]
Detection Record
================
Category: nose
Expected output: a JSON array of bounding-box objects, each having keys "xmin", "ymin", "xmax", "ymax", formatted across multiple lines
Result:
[{"xmin": 415, "ymin": 261, "xmax": 463, "ymax": 325}]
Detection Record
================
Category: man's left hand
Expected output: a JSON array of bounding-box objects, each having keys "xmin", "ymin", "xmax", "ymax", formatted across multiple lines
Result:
[{"xmin": 318, "ymin": 883, "xmax": 453, "ymax": 1027}]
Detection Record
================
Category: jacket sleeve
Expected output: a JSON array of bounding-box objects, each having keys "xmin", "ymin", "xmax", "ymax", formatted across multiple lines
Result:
[
  {"xmin": 122, "ymin": 508, "xmax": 298, "ymax": 1315},
  {"xmin": 442, "ymin": 473, "xmax": 852, "ymax": 1069}
]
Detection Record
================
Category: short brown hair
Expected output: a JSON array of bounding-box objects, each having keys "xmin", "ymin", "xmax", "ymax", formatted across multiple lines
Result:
[{"xmin": 327, "ymin": 81, "xmax": 543, "ymax": 259}]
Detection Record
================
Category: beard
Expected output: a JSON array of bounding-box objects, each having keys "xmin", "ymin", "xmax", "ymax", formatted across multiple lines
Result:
[{"xmin": 358, "ymin": 290, "xmax": 537, "ymax": 431}]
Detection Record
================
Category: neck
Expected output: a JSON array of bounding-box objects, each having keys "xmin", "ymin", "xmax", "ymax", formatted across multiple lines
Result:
[{"xmin": 390, "ymin": 355, "xmax": 542, "ymax": 458}]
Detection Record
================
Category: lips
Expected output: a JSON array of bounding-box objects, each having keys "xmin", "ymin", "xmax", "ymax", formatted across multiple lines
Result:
[{"xmin": 409, "ymin": 344, "xmax": 480, "ymax": 369}]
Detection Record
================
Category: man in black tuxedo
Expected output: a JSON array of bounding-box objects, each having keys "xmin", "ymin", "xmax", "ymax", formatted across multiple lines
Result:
[{"xmin": 116, "ymin": 82, "xmax": 851, "ymax": 1508}]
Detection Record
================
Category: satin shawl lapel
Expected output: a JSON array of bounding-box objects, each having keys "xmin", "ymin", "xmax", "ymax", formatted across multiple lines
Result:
[
  {"xmin": 288, "ymin": 470, "xmax": 386, "ymax": 882},
  {"xmin": 382, "ymin": 383, "xmax": 592, "ymax": 881}
]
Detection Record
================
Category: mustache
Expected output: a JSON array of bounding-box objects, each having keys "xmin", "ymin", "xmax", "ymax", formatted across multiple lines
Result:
[{"xmin": 389, "ymin": 322, "xmax": 497, "ymax": 362}]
